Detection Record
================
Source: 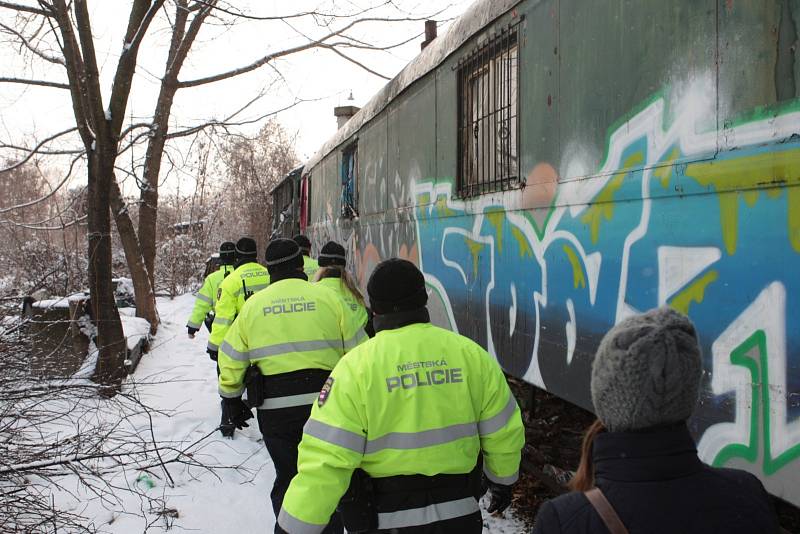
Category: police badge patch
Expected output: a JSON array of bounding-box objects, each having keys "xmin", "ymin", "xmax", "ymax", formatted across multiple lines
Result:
[{"xmin": 318, "ymin": 377, "xmax": 334, "ymax": 407}]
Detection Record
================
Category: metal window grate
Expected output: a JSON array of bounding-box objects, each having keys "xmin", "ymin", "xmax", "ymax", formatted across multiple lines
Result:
[
  {"xmin": 341, "ymin": 143, "xmax": 358, "ymax": 219},
  {"xmin": 457, "ymin": 25, "xmax": 520, "ymax": 198}
]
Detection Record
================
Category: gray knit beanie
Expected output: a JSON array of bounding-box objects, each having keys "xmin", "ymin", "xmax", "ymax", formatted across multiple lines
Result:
[{"xmin": 590, "ymin": 307, "xmax": 702, "ymax": 432}]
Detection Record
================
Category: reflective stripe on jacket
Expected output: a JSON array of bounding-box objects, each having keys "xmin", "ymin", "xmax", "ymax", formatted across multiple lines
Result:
[
  {"xmin": 186, "ymin": 265, "xmax": 232, "ymax": 329},
  {"xmin": 278, "ymin": 322, "xmax": 525, "ymax": 532},
  {"xmin": 217, "ymin": 278, "xmax": 367, "ymax": 399},
  {"xmin": 207, "ymin": 262, "xmax": 269, "ymax": 352},
  {"xmin": 315, "ymin": 277, "xmax": 368, "ymax": 334}
]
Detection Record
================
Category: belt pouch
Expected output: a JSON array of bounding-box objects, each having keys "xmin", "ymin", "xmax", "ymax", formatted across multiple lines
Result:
[{"xmin": 244, "ymin": 366, "xmax": 265, "ymax": 408}]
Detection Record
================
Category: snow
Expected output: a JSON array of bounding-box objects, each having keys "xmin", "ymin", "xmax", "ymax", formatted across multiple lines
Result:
[
  {"xmin": 32, "ymin": 292, "xmax": 88, "ymax": 309},
  {"xmin": 53, "ymin": 294, "xmax": 526, "ymax": 533},
  {"xmin": 120, "ymin": 314, "xmax": 150, "ymax": 350}
]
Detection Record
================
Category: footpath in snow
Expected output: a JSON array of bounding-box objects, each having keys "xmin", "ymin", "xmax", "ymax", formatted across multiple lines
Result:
[{"xmin": 61, "ymin": 294, "xmax": 526, "ymax": 533}]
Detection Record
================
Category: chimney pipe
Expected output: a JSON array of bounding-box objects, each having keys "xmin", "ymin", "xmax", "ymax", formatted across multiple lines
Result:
[
  {"xmin": 421, "ymin": 20, "xmax": 437, "ymax": 50},
  {"xmin": 334, "ymin": 105, "xmax": 360, "ymax": 129}
]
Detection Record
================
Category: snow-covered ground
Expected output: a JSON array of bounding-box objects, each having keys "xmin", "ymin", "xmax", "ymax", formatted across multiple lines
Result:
[{"xmin": 55, "ymin": 294, "xmax": 526, "ymax": 533}]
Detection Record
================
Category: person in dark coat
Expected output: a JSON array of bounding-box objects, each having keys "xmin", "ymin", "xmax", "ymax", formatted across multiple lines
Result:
[{"xmin": 531, "ymin": 307, "xmax": 780, "ymax": 534}]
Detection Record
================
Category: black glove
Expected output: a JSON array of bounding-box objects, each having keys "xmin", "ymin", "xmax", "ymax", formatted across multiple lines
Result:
[
  {"xmin": 187, "ymin": 326, "xmax": 199, "ymax": 337},
  {"xmin": 220, "ymin": 397, "xmax": 253, "ymax": 437},
  {"xmin": 207, "ymin": 349, "xmax": 218, "ymax": 361},
  {"xmin": 485, "ymin": 480, "xmax": 514, "ymax": 514}
]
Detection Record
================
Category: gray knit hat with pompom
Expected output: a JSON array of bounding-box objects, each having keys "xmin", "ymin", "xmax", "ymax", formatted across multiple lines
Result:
[{"xmin": 590, "ymin": 307, "xmax": 702, "ymax": 432}]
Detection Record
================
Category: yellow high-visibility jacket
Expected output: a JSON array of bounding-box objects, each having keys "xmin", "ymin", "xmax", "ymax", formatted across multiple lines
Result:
[
  {"xmin": 206, "ymin": 262, "xmax": 269, "ymax": 352},
  {"xmin": 218, "ymin": 278, "xmax": 368, "ymax": 400},
  {"xmin": 315, "ymin": 276, "xmax": 368, "ymax": 331},
  {"xmin": 303, "ymin": 255, "xmax": 319, "ymax": 280},
  {"xmin": 186, "ymin": 265, "xmax": 233, "ymax": 329},
  {"xmin": 278, "ymin": 322, "xmax": 525, "ymax": 533}
]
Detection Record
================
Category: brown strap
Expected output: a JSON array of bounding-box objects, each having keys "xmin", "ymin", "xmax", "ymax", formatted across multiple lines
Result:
[{"xmin": 584, "ymin": 487, "xmax": 630, "ymax": 534}]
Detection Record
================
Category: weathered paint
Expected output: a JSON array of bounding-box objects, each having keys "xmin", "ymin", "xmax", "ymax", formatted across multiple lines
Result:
[{"xmin": 293, "ymin": 0, "xmax": 800, "ymax": 506}]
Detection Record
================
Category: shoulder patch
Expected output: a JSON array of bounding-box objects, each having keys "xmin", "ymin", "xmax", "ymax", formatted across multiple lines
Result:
[{"xmin": 318, "ymin": 376, "xmax": 334, "ymax": 407}]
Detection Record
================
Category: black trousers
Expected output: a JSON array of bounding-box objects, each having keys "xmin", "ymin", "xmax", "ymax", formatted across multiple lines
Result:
[
  {"xmin": 258, "ymin": 406, "xmax": 343, "ymax": 534},
  {"xmin": 370, "ymin": 511, "xmax": 483, "ymax": 533}
]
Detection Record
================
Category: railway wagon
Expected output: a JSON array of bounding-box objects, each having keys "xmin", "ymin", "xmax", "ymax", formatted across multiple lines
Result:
[{"xmin": 275, "ymin": 0, "xmax": 800, "ymax": 506}]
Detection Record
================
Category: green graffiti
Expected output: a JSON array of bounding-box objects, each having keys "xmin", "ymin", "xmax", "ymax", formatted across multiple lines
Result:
[
  {"xmin": 562, "ymin": 244, "xmax": 586, "ymax": 289},
  {"xmin": 668, "ymin": 270, "xmax": 718, "ymax": 315},
  {"xmin": 712, "ymin": 331, "xmax": 800, "ymax": 475},
  {"xmin": 580, "ymin": 152, "xmax": 645, "ymax": 244},
  {"xmin": 684, "ymin": 149, "xmax": 800, "ymax": 255}
]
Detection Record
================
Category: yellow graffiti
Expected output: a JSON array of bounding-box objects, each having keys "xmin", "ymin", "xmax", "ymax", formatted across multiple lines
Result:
[
  {"xmin": 435, "ymin": 195, "xmax": 456, "ymax": 218},
  {"xmin": 581, "ymin": 152, "xmax": 645, "ymax": 244},
  {"xmin": 791, "ymin": 187, "xmax": 800, "ymax": 252},
  {"xmin": 669, "ymin": 270, "xmax": 719, "ymax": 315},
  {"xmin": 511, "ymin": 226, "xmax": 533, "ymax": 258},
  {"xmin": 654, "ymin": 147, "xmax": 680, "ymax": 188},
  {"xmin": 685, "ymin": 150, "xmax": 800, "ymax": 254},
  {"xmin": 465, "ymin": 238, "xmax": 483, "ymax": 280},
  {"xmin": 487, "ymin": 211, "xmax": 505, "ymax": 253},
  {"xmin": 562, "ymin": 244, "xmax": 586, "ymax": 289}
]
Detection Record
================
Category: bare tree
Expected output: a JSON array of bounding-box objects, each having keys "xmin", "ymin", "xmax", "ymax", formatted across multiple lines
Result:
[
  {"xmin": 220, "ymin": 119, "xmax": 299, "ymax": 255},
  {"xmin": 1, "ymin": 0, "xmax": 450, "ymax": 382}
]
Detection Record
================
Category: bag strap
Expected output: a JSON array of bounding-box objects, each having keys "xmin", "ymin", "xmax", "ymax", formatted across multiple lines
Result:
[{"xmin": 584, "ymin": 487, "xmax": 629, "ymax": 534}]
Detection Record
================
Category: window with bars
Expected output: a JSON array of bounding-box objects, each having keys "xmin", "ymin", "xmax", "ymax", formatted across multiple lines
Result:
[
  {"xmin": 457, "ymin": 27, "xmax": 520, "ymax": 198},
  {"xmin": 341, "ymin": 143, "xmax": 358, "ymax": 219}
]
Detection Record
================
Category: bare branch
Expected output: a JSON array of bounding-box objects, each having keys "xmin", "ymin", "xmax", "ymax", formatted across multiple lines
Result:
[
  {"xmin": 0, "ymin": 76, "xmax": 69, "ymax": 89},
  {"xmin": 0, "ymin": 126, "xmax": 79, "ymax": 174},
  {"xmin": 108, "ymin": 0, "xmax": 167, "ymax": 137},
  {"xmin": 0, "ymin": 151, "xmax": 83, "ymax": 214},
  {"xmin": 0, "ymin": 21, "xmax": 65, "ymax": 65},
  {"xmin": 189, "ymin": 0, "xmax": 393, "ymax": 22},
  {"xmin": 0, "ymin": 0, "xmax": 51, "ymax": 16},
  {"xmin": 176, "ymin": 14, "xmax": 438, "ymax": 89},
  {"xmin": 322, "ymin": 45, "xmax": 390, "ymax": 79}
]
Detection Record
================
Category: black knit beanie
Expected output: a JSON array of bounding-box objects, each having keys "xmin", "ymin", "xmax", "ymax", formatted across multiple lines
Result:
[
  {"xmin": 318, "ymin": 241, "xmax": 346, "ymax": 267},
  {"xmin": 293, "ymin": 234, "xmax": 312, "ymax": 255},
  {"xmin": 367, "ymin": 258, "xmax": 427, "ymax": 314},
  {"xmin": 235, "ymin": 237, "xmax": 257, "ymax": 262},
  {"xmin": 219, "ymin": 241, "xmax": 236, "ymax": 264},
  {"xmin": 265, "ymin": 238, "xmax": 304, "ymax": 275}
]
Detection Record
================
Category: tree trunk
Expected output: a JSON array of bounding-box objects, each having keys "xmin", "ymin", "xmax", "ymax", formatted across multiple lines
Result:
[
  {"xmin": 138, "ymin": 86, "xmax": 178, "ymax": 290},
  {"xmin": 110, "ymin": 177, "xmax": 160, "ymax": 334},
  {"xmin": 87, "ymin": 151, "xmax": 127, "ymax": 387}
]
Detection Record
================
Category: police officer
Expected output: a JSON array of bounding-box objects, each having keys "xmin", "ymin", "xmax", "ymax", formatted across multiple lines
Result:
[
  {"xmin": 186, "ymin": 241, "xmax": 235, "ymax": 338},
  {"xmin": 206, "ymin": 237, "xmax": 269, "ymax": 360},
  {"xmin": 278, "ymin": 259, "xmax": 525, "ymax": 534},
  {"xmin": 314, "ymin": 241, "xmax": 370, "ymax": 335},
  {"xmin": 219, "ymin": 238, "xmax": 368, "ymax": 532},
  {"xmin": 293, "ymin": 234, "xmax": 319, "ymax": 280}
]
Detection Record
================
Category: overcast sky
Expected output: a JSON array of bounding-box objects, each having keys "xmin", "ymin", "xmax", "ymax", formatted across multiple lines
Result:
[{"xmin": 0, "ymin": 0, "xmax": 470, "ymax": 193}]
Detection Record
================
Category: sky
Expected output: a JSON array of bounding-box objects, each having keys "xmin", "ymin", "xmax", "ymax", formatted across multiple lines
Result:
[{"xmin": 0, "ymin": 0, "xmax": 471, "ymax": 193}]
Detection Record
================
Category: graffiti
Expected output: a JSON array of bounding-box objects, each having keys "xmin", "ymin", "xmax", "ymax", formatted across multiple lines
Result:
[
  {"xmin": 412, "ymin": 87, "xmax": 800, "ymax": 504},
  {"xmin": 697, "ymin": 282, "xmax": 800, "ymax": 502}
]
